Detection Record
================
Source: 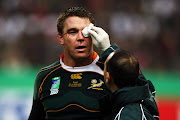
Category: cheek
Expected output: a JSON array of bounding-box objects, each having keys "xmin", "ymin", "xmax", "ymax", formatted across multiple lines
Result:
[
  {"xmin": 89, "ymin": 38, "xmax": 93, "ymax": 45},
  {"xmin": 64, "ymin": 41, "xmax": 74, "ymax": 50},
  {"xmin": 63, "ymin": 41, "xmax": 73, "ymax": 52},
  {"xmin": 87, "ymin": 38, "xmax": 93, "ymax": 48},
  {"xmin": 64, "ymin": 37, "xmax": 75, "ymax": 46}
]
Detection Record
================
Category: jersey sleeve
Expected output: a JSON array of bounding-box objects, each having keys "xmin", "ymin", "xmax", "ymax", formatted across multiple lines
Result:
[
  {"xmin": 33, "ymin": 72, "xmax": 44, "ymax": 100},
  {"xmin": 28, "ymin": 100, "xmax": 46, "ymax": 120},
  {"xmin": 138, "ymin": 69, "xmax": 156, "ymax": 97},
  {"xmin": 100, "ymin": 44, "xmax": 120, "ymax": 62},
  {"xmin": 28, "ymin": 71, "xmax": 46, "ymax": 120}
]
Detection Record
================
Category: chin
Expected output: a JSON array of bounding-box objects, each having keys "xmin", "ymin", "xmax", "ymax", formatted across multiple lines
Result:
[
  {"xmin": 76, "ymin": 54, "xmax": 89, "ymax": 59},
  {"xmin": 74, "ymin": 52, "xmax": 91, "ymax": 60}
]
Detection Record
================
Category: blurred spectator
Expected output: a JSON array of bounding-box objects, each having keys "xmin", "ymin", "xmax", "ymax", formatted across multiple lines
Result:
[
  {"xmin": 0, "ymin": 0, "xmax": 179, "ymax": 70},
  {"xmin": 109, "ymin": 12, "xmax": 159, "ymax": 40}
]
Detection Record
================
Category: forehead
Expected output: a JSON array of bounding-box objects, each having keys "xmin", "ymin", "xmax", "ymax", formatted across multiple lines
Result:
[{"xmin": 63, "ymin": 16, "xmax": 91, "ymax": 31}]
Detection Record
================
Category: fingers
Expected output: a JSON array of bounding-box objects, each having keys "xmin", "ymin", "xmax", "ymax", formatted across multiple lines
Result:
[
  {"xmin": 87, "ymin": 25, "xmax": 110, "ymax": 51},
  {"xmin": 91, "ymin": 26, "xmax": 107, "ymax": 35},
  {"xmin": 88, "ymin": 26, "xmax": 107, "ymax": 38},
  {"xmin": 88, "ymin": 29, "xmax": 99, "ymax": 40}
]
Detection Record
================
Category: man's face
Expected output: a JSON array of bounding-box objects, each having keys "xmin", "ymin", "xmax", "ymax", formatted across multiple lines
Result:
[{"xmin": 58, "ymin": 16, "xmax": 93, "ymax": 61}]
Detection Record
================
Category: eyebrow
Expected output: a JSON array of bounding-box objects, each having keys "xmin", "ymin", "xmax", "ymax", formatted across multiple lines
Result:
[
  {"xmin": 63, "ymin": 28, "xmax": 78, "ymax": 36},
  {"xmin": 66, "ymin": 28, "xmax": 78, "ymax": 33}
]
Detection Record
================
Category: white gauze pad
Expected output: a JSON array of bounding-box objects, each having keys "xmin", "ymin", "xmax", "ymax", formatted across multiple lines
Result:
[{"xmin": 82, "ymin": 23, "xmax": 94, "ymax": 37}]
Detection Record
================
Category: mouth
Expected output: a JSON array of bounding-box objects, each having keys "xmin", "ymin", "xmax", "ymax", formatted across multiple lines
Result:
[
  {"xmin": 76, "ymin": 46, "xmax": 86, "ymax": 49},
  {"xmin": 76, "ymin": 46, "xmax": 87, "ymax": 52}
]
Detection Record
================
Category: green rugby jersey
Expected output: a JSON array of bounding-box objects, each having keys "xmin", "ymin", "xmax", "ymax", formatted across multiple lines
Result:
[{"xmin": 28, "ymin": 45, "xmax": 119, "ymax": 120}]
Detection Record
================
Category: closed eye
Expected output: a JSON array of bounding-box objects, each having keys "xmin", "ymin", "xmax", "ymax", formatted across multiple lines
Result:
[{"xmin": 67, "ymin": 28, "xmax": 78, "ymax": 34}]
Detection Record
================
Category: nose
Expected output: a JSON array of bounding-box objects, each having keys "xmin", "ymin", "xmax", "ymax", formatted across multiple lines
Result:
[{"xmin": 77, "ymin": 31, "xmax": 85, "ymax": 40}]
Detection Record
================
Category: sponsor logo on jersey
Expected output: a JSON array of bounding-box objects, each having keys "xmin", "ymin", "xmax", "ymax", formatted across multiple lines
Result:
[
  {"xmin": 71, "ymin": 73, "xmax": 82, "ymax": 79},
  {"xmin": 68, "ymin": 73, "xmax": 83, "ymax": 87},
  {"xmin": 68, "ymin": 81, "xmax": 82, "ymax": 87},
  {"xmin": 87, "ymin": 79, "xmax": 104, "ymax": 90},
  {"xmin": 50, "ymin": 77, "xmax": 60, "ymax": 95}
]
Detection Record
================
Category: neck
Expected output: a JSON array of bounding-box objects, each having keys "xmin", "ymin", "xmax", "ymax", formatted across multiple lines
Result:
[
  {"xmin": 62, "ymin": 53, "xmax": 94, "ymax": 67},
  {"xmin": 110, "ymin": 84, "xmax": 119, "ymax": 92},
  {"xmin": 64, "ymin": 57, "xmax": 93, "ymax": 67}
]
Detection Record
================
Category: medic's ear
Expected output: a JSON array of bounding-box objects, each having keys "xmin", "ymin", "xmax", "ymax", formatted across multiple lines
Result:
[
  {"xmin": 57, "ymin": 33, "xmax": 64, "ymax": 45},
  {"xmin": 105, "ymin": 72, "xmax": 110, "ymax": 83}
]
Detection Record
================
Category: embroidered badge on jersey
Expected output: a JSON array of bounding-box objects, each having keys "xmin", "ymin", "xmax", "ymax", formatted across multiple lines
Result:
[
  {"xmin": 70, "ymin": 73, "xmax": 82, "ymax": 79},
  {"xmin": 50, "ymin": 77, "xmax": 60, "ymax": 95},
  {"xmin": 87, "ymin": 79, "xmax": 104, "ymax": 90},
  {"xmin": 69, "ymin": 73, "xmax": 82, "ymax": 87}
]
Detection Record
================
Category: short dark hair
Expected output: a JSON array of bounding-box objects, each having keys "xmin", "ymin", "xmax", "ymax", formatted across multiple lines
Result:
[
  {"xmin": 106, "ymin": 50, "xmax": 139, "ymax": 88},
  {"xmin": 57, "ymin": 7, "xmax": 96, "ymax": 34}
]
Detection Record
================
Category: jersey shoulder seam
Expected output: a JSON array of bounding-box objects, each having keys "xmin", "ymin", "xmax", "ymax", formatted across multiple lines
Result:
[{"xmin": 37, "ymin": 60, "xmax": 61, "ymax": 77}]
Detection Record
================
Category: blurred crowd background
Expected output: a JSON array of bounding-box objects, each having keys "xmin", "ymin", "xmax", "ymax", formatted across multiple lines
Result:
[
  {"xmin": 0, "ymin": 0, "xmax": 180, "ymax": 70},
  {"xmin": 0, "ymin": 0, "xmax": 180, "ymax": 120}
]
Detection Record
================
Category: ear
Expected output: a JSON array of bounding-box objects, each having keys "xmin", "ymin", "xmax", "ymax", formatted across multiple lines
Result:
[
  {"xmin": 57, "ymin": 33, "xmax": 64, "ymax": 45},
  {"xmin": 105, "ymin": 72, "xmax": 111, "ymax": 83}
]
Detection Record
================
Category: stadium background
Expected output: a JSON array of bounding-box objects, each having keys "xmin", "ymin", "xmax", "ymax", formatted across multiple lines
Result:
[{"xmin": 0, "ymin": 0, "xmax": 180, "ymax": 119}]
